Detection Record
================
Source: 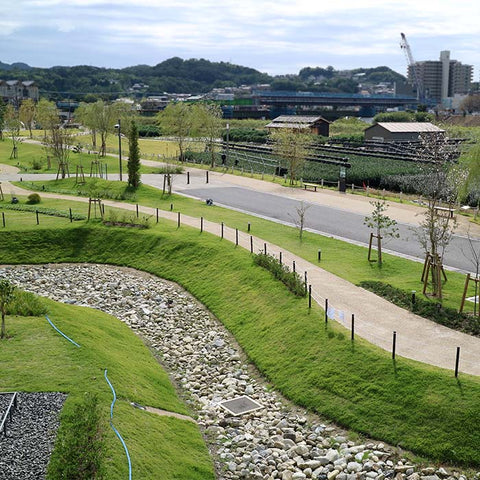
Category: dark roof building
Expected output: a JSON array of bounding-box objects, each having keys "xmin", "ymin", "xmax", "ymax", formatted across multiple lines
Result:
[
  {"xmin": 0, "ymin": 79, "xmax": 39, "ymax": 104},
  {"xmin": 364, "ymin": 122, "xmax": 445, "ymax": 142},
  {"xmin": 266, "ymin": 115, "xmax": 330, "ymax": 136}
]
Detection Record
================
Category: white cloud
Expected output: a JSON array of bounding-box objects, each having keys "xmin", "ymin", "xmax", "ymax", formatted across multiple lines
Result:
[{"xmin": 2, "ymin": 0, "xmax": 479, "ymax": 76}]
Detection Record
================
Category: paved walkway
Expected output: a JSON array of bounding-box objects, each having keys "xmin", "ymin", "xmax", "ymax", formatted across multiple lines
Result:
[{"xmin": 2, "ymin": 180, "xmax": 480, "ymax": 377}]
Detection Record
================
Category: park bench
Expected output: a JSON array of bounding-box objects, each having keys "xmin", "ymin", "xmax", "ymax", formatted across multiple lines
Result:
[
  {"xmin": 434, "ymin": 206, "xmax": 455, "ymax": 218},
  {"xmin": 303, "ymin": 182, "xmax": 321, "ymax": 192}
]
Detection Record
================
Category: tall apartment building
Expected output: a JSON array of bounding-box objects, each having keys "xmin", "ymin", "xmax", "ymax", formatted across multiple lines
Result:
[{"xmin": 408, "ymin": 51, "xmax": 473, "ymax": 106}]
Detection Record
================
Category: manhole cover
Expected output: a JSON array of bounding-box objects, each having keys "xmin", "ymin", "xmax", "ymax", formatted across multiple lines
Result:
[{"xmin": 219, "ymin": 396, "xmax": 264, "ymax": 416}]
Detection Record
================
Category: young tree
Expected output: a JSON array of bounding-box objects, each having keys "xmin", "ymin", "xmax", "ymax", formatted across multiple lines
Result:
[
  {"xmin": 0, "ymin": 279, "xmax": 15, "ymax": 339},
  {"xmin": 157, "ymin": 102, "xmax": 194, "ymax": 162},
  {"xmin": 4, "ymin": 104, "xmax": 22, "ymax": 159},
  {"xmin": 364, "ymin": 200, "xmax": 399, "ymax": 265},
  {"xmin": 414, "ymin": 133, "xmax": 460, "ymax": 299},
  {"xmin": 19, "ymin": 98, "xmax": 36, "ymax": 138},
  {"xmin": 289, "ymin": 201, "xmax": 310, "ymax": 240},
  {"xmin": 46, "ymin": 125, "xmax": 74, "ymax": 178},
  {"xmin": 127, "ymin": 120, "xmax": 141, "ymax": 188},
  {"xmin": 271, "ymin": 128, "xmax": 311, "ymax": 185},
  {"xmin": 194, "ymin": 103, "xmax": 223, "ymax": 167}
]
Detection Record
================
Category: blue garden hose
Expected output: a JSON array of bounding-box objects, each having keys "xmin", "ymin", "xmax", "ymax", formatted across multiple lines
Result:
[
  {"xmin": 45, "ymin": 315, "xmax": 81, "ymax": 348},
  {"xmin": 104, "ymin": 369, "xmax": 132, "ymax": 480}
]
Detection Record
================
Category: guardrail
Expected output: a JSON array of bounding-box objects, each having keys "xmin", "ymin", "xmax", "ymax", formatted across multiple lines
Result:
[{"xmin": 0, "ymin": 392, "xmax": 18, "ymax": 437}]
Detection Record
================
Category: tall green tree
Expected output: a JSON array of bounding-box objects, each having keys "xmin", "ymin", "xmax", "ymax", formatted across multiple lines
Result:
[
  {"xmin": 194, "ymin": 103, "xmax": 223, "ymax": 167},
  {"xmin": 5, "ymin": 104, "xmax": 22, "ymax": 159},
  {"xmin": 19, "ymin": 98, "xmax": 36, "ymax": 138},
  {"xmin": 127, "ymin": 120, "xmax": 141, "ymax": 188},
  {"xmin": 36, "ymin": 98, "xmax": 59, "ymax": 141},
  {"xmin": 0, "ymin": 279, "xmax": 15, "ymax": 339},
  {"xmin": 271, "ymin": 128, "xmax": 311, "ymax": 185},
  {"xmin": 75, "ymin": 102, "xmax": 98, "ymax": 149},
  {"xmin": 156, "ymin": 102, "xmax": 194, "ymax": 161}
]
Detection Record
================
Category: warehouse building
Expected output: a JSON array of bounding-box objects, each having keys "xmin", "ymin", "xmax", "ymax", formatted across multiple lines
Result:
[
  {"xmin": 266, "ymin": 115, "xmax": 330, "ymax": 136},
  {"xmin": 364, "ymin": 122, "xmax": 445, "ymax": 142}
]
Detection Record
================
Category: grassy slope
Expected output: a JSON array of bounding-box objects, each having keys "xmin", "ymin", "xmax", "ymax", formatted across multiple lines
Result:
[
  {"xmin": 0, "ymin": 297, "xmax": 214, "ymax": 479},
  {"xmin": 0, "ymin": 138, "xmax": 164, "ymax": 174},
  {"xmin": 0, "ymin": 221, "xmax": 479, "ymax": 466},
  {"xmin": 16, "ymin": 179, "xmax": 480, "ymax": 313}
]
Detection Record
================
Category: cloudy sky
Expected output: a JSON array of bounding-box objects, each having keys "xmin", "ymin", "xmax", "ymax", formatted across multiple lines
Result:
[{"xmin": 2, "ymin": 0, "xmax": 480, "ymax": 78}]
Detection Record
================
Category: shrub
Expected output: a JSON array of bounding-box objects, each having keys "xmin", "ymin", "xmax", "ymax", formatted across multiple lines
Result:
[
  {"xmin": 26, "ymin": 193, "xmax": 41, "ymax": 204},
  {"xmin": 254, "ymin": 252, "xmax": 306, "ymax": 297},
  {"xmin": 31, "ymin": 159, "xmax": 43, "ymax": 170},
  {"xmin": 6, "ymin": 290, "xmax": 47, "ymax": 316},
  {"xmin": 222, "ymin": 127, "xmax": 269, "ymax": 144},
  {"xmin": 47, "ymin": 393, "xmax": 104, "ymax": 479},
  {"xmin": 137, "ymin": 125, "xmax": 161, "ymax": 137},
  {"xmin": 359, "ymin": 280, "xmax": 480, "ymax": 336}
]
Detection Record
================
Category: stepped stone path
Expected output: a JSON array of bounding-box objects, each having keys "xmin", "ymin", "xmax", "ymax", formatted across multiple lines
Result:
[
  {"xmin": 1, "ymin": 180, "xmax": 480, "ymax": 376},
  {"xmin": 1, "ymin": 264, "xmax": 477, "ymax": 480}
]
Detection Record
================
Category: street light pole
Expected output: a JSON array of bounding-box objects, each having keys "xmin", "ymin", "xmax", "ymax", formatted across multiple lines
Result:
[
  {"xmin": 226, "ymin": 122, "xmax": 230, "ymax": 163},
  {"xmin": 117, "ymin": 118, "xmax": 123, "ymax": 181}
]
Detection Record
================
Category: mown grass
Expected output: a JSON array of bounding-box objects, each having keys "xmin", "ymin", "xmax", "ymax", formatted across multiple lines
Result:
[
  {"xmin": 0, "ymin": 221, "xmax": 479, "ymax": 467},
  {"xmin": 0, "ymin": 295, "xmax": 214, "ymax": 479},
  {"xmin": 0, "ymin": 138, "xmax": 164, "ymax": 174},
  {"xmin": 18, "ymin": 178, "xmax": 480, "ymax": 313}
]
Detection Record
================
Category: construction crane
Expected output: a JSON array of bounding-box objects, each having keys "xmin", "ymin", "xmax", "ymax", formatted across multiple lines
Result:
[{"xmin": 400, "ymin": 32, "xmax": 424, "ymax": 103}]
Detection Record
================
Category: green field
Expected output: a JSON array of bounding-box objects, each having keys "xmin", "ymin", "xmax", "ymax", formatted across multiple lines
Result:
[
  {"xmin": 0, "ymin": 138, "xmax": 166, "ymax": 174},
  {"xmin": 0, "ymin": 215, "xmax": 479, "ymax": 467}
]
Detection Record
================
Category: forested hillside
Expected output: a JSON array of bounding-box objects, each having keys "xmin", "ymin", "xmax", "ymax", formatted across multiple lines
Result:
[{"xmin": 0, "ymin": 57, "xmax": 406, "ymax": 100}]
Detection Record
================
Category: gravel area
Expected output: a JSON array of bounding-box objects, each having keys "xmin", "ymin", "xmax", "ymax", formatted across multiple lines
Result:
[
  {"xmin": 0, "ymin": 392, "xmax": 66, "ymax": 480},
  {"xmin": 1, "ymin": 264, "xmax": 478, "ymax": 480}
]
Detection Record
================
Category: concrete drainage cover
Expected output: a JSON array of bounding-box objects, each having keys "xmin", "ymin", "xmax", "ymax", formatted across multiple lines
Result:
[{"xmin": 219, "ymin": 396, "xmax": 264, "ymax": 416}]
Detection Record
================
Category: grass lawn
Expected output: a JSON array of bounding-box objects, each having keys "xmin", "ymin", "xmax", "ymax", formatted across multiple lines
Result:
[
  {"xmin": 0, "ymin": 219, "xmax": 479, "ymax": 467},
  {"xmin": 0, "ymin": 297, "xmax": 214, "ymax": 479},
  {"xmin": 0, "ymin": 138, "xmax": 165, "ymax": 174},
  {"xmin": 16, "ymin": 178, "xmax": 480, "ymax": 314}
]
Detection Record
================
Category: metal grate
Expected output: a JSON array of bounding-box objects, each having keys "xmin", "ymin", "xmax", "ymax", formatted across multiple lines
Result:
[{"xmin": 219, "ymin": 396, "xmax": 263, "ymax": 416}]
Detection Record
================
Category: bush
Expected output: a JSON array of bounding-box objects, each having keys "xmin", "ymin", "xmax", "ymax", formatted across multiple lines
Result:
[
  {"xmin": 26, "ymin": 193, "xmax": 41, "ymax": 204},
  {"xmin": 359, "ymin": 280, "xmax": 480, "ymax": 336},
  {"xmin": 254, "ymin": 252, "xmax": 306, "ymax": 297},
  {"xmin": 6, "ymin": 290, "xmax": 47, "ymax": 316},
  {"xmin": 47, "ymin": 393, "xmax": 104, "ymax": 479},
  {"xmin": 221, "ymin": 127, "xmax": 269, "ymax": 144},
  {"xmin": 138, "ymin": 125, "xmax": 161, "ymax": 137},
  {"xmin": 31, "ymin": 159, "xmax": 43, "ymax": 170}
]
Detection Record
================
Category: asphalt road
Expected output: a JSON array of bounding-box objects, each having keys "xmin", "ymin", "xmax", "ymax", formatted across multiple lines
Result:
[
  {"xmin": 3, "ymin": 171, "xmax": 479, "ymax": 273},
  {"xmin": 178, "ymin": 185, "xmax": 480, "ymax": 274}
]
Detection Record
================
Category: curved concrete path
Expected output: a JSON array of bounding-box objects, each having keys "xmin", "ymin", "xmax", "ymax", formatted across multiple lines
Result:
[{"xmin": 2, "ymin": 180, "xmax": 479, "ymax": 377}]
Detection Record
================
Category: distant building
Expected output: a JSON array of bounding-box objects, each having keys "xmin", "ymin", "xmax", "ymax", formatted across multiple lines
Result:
[
  {"xmin": 409, "ymin": 51, "xmax": 473, "ymax": 106},
  {"xmin": 266, "ymin": 115, "xmax": 330, "ymax": 136},
  {"xmin": 364, "ymin": 122, "xmax": 445, "ymax": 142},
  {"xmin": 0, "ymin": 80, "xmax": 39, "ymax": 105}
]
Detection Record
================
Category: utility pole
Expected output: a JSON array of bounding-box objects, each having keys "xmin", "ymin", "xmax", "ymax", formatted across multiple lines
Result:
[{"xmin": 115, "ymin": 118, "xmax": 123, "ymax": 181}]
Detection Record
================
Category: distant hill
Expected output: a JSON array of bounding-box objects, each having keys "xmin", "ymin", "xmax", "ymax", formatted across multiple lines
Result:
[
  {"xmin": 0, "ymin": 61, "xmax": 32, "ymax": 71},
  {"xmin": 0, "ymin": 57, "xmax": 407, "ymax": 100}
]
